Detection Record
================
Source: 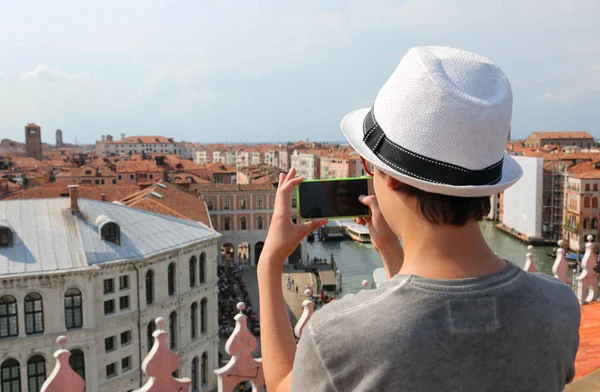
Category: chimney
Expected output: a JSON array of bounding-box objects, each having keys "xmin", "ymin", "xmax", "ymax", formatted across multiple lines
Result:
[
  {"xmin": 100, "ymin": 193, "xmax": 108, "ymax": 202},
  {"xmin": 120, "ymin": 133, "xmax": 125, "ymax": 141},
  {"xmin": 68, "ymin": 185, "xmax": 79, "ymax": 213}
]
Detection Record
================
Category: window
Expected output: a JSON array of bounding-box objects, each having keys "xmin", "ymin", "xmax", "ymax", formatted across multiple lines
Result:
[
  {"xmin": 595, "ymin": 184, "xmax": 599, "ymax": 191},
  {"xmin": 257, "ymin": 216, "xmax": 264, "ymax": 230},
  {"xmin": 291, "ymin": 199, "xmax": 297, "ymax": 208},
  {"xmin": 224, "ymin": 217, "xmax": 231, "ymax": 231},
  {"xmin": 119, "ymin": 275, "xmax": 129, "ymax": 290},
  {"xmin": 106, "ymin": 362, "xmax": 116, "ymax": 379},
  {"xmin": 292, "ymin": 216, "xmax": 297, "ymax": 224},
  {"xmin": 69, "ymin": 350, "xmax": 85, "ymax": 381},
  {"xmin": 191, "ymin": 357, "xmax": 199, "ymax": 391},
  {"xmin": 101, "ymin": 223, "xmax": 120, "ymax": 245},
  {"xmin": 147, "ymin": 320, "xmax": 156, "ymax": 352},
  {"xmin": 168, "ymin": 263, "xmax": 176, "ymax": 296},
  {"xmin": 105, "ymin": 336, "xmax": 115, "ymax": 352},
  {"xmin": 130, "ymin": 174, "xmax": 134, "ymax": 180},
  {"xmin": 104, "ymin": 278, "xmax": 114, "ymax": 294},
  {"xmin": 0, "ymin": 227, "xmax": 12, "ymax": 247},
  {"xmin": 224, "ymin": 198, "xmax": 230, "ymax": 210},
  {"xmin": 240, "ymin": 217, "xmax": 247, "ymax": 230},
  {"xmin": 112, "ymin": 179, "xmax": 117, "ymax": 184},
  {"xmin": 200, "ymin": 298, "xmax": 207, "ymax": 334},
  {"xmin": 584, "ymin": 218, "xmax": 590, "ymax": 229},
  {"xmin": 169, "ymin": 312, "xmax": 177, "ymax": 349},
  {"xmin": 85, "ymin": 170, "xmax": 92, "ymax": 175},
  {"xmin": 593, "ymin": 218, "xmax": 598, "ymax": 230},
  {"xmin": 191, "ymin": 302, "xmax": 198, "ymax": 339},
  {"xmin": 27, "ymin": 355, "xmax": 46, "ymax": 392},
  {"xmin": 145, "ymin": 270, "xmax": 154, "ymax": 305},
  {"xmin": 121, "ymin": 356, "xmax": 131, "ymax": 372},
  {"xmin": 1, "ymin": 359, "xmax": 21, "ymax": 392},
  {"xmin": 104, "ymin": 299, "xmax": 115, "ymax": 315},
  {"xmin": 258, "ymin": 198, "xmax": 264, "ymax": 209},
  {"xmin": 189, "ymin": 256, "xmax": 197, "ymax": 287},
  {"xmin": 65, "ymin": 288, "xmax": 83, "ymax": 329},
  {"xmin": 119, "ymin": 296, "xmax": 129, "ymax": 310},
  {"xmin": 121, "ymin": 330, "xmax": 131, "ymax": 346},
  {"xmin": 585, "ymin": 197, "xmax": 591, "ymax": 208},
  {"xmin": 240, "ymin": 199, "xmax": 247, "ymax": 209},
  {"xmin": 118, "ymin": 175, "xmax": 122, "ymax": 180},
  {"xmin": 593, "ymin": 197, "xmax": 599, "ymax": 208},
  {"xmin": 201, "ymin": 352, "xmax": 208, "ymax": 386},
  {"xmin": 149, "ymin": 174, "xmax": 154, "ymax": 179},
  {"xmin": 586, "ymin": 184, "xmax": 591, "ymax": 191},
  {"xmin": 24, "ymin": 293, "xmax": 44, "ymax": 334},
  {"xmin": 206, "ymin": 199, "xmax": 214, "ymax": 210},
  {"xmin": 199, "ymin": 253, "xmax": 206, "ymax": 284}
]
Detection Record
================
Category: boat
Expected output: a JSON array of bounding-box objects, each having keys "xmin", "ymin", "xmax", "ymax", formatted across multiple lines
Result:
[
  {"xmin": 547, "ymin": 248, "xmax": 582, "ymax": 267},
  {"xmin": 340, "ymin": 220, "xmax": 371, "ymax": 243},
  {"xmin": 318, "ymin": 220, "xmax": 345, "ymax": 241}
]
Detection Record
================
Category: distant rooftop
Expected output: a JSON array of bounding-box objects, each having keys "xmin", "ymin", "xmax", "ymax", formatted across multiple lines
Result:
[{"xmin": 528, "ymin": 131, "xmax": 593, "ymax": 139}]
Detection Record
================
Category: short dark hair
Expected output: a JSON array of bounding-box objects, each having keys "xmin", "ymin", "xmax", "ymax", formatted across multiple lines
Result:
[{"xmin": 397, "ymin": 184, "xmax": 490, "ymax": 226}]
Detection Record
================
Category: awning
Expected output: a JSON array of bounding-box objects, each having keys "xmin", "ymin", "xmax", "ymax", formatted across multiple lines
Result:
[{"xmin": 319, "ymin": 270, "xmax": 337, "ymax": 287}]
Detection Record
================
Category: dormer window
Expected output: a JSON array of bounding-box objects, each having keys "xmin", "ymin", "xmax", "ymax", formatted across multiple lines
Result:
[
  {"xmin": 101, "ymin": 222, "xmax": 121, "ymax": 245},
  {"xmin": 0, "ymin": 227, "xmax": 12, "ymax": 247}
]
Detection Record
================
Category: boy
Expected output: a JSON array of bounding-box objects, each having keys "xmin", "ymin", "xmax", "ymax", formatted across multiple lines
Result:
[{"xmin": 258, "ymin": 46, "xmax": 580, "ymax": 391}]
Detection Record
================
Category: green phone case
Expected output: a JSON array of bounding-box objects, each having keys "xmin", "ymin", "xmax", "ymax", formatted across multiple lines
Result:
[{"xmin": 295, "ymin": 176, "xmax": 372, "ymax": 221}]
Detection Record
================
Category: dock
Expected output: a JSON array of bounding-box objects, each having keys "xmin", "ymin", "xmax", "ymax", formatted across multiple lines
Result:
[{"xmin": 281, "ymin": 271, "xmax": 318, "ymax": 322}]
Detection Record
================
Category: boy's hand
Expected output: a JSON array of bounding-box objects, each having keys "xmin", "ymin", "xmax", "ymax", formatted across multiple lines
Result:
[
  {"xmin": 259, "ymin": 168, "xmax": 327, "ymax": 267},
  {"xmin": 354, "ymin": 195, "xmax": 400, "ymax": 253}
]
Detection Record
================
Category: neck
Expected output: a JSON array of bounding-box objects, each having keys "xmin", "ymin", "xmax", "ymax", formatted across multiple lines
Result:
[{"xmin": 396, "ymin": 219, "xmax": 506, "ymax": 279}]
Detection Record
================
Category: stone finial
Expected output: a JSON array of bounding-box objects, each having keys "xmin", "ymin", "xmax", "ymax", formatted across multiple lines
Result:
[
  {"xmin": 40, "ymin": 336, "xmax": 85, "ymax": 392},
  {"xmin": 523, "ymin": 245, "xmax": 537, "ymax": 273},
  {"xmin": 294, "ymin": 289, "xmax": 315, "ymax": 339},
  {"xmin": 134, "ymin": 317, "xmax": 191, "ymax": 392},
  {"xmin": 215, "ymin": 304, "xmax": 265, "ymax": 392},
  {"xmin": 362, "ymin": 280, "xmax": 370, "ymax": 288},
  {"xmin": 552, "ymin": 240, "xmax": 569, "ymax": 284},
  {"xmin": 576, "ymin": 237, "xmax": 599, "ymax": 304}
]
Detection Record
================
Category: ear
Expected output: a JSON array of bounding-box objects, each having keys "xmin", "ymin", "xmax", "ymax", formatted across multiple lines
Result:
[{"xmin": 385, "ymin": 174, "xmax": 402, "ymax": 190}]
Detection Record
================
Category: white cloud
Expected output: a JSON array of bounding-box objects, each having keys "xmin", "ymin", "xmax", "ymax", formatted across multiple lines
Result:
[{"xmin": 19, "ymin": 65, "xmax": 86, "ymax": 82}]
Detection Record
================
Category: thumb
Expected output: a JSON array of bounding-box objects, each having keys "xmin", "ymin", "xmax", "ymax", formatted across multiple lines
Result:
[
  {"xmin": 301, "ymin": 218, "xmax": 328, "ymax": 235},
  {"xmin": 359, "ymin": 195, "xmax": 381, "ymax": 217}
]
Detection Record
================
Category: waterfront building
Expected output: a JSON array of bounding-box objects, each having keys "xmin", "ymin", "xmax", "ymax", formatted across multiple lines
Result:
[
  {"xmin": 524, "ymin": 131, "xmax": 594, "ymax": 149},
  {"xmin": 96, "ymin": 135, "xmax": 177, "ymax": 156},
  {"xmin": 0, "ymin": 186, "xmax": 221, "ymax": 392},
  {"xmin": 290, "ymin": 150, "xmax": 319, "ymax": 180},
  {"xmin": 195, "ymin": 183, "xmax": 306, "ymax": 265},
  {"xmin": 25, "ymin": 123, "xmax": 42, "ymax": 161},
  {"xmin": 502, "ymin": 156, "xmax": 544, "ymax": 242}
]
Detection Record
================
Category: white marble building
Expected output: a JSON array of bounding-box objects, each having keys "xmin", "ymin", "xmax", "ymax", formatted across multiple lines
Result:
[{"xmin": 0, "ymin": 186, "xmax": 220, "ymax": 392}]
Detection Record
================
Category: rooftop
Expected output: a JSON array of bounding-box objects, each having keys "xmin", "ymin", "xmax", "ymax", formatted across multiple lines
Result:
[
  {"xmin": 528, "ymin": 131, "xmax": 594, "ymax": 140},
  {"xmin": 0, "ymin": 197, "xmax": 218, "ymax": 277},
  {"xmin": 574, "ymin": 302, "xmax": 600, "ymax": 381},
  {"xmin": 2, "ymin": 184, "xmax": 140, "ymax": 201}
]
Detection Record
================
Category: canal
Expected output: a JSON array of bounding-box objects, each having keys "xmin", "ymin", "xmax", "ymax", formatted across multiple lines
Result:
[{"xmin": 306, "ymin": 222, "xmax": 559, "ymax": 295}]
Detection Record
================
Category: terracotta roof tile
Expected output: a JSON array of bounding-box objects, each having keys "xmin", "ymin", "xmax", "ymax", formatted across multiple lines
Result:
[
  {"xmin": 529, "ymin": 132, "xmax": 594, "ymax": 139},
  {"xmin": 3, "ymin": 184, "xmax": 140, "ymax": 201},
  {"xmin": 574, "ymin": 302, "xmax": 600, "ymax": 381}
]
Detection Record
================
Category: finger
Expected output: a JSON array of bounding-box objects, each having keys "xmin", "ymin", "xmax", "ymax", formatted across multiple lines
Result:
[
  {"xmin": 277, "ymin": 173, "xmax": 285, "ymax": 189},
  {"xmin": 284, "ymin": 167, "xmax": 296, "ymax": 185},
  {"xmin": 280, "ymin": 176, "xmax": 303, "ymax": 193},
  {"xmin": 354, "ymin": 217, "xmax": 367, "ymax": 226},
  {"xmin": 358, "ymin": 194, "xmax": 378, "ymax": 208},
  {"xmin": 301, "ymin": 218, "xmax": 328, "ymax": 235}
]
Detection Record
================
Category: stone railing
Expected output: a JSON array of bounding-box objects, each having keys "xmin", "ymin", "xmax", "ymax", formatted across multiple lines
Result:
[{"xmin": 40, "ymin": 292, "xmax": 317, "ymax": 392}]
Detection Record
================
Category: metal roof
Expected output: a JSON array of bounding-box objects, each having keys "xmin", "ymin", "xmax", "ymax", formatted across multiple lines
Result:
[{"xmin": 0, "ymin": 198, "xmax": 219, "ymax": 277}]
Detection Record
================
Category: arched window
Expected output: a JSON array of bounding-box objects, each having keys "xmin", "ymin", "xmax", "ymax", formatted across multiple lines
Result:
[
  {"xmin": 189, "ymin": 256, "xmax": 197, "ymax": 288},
  {"xmin": 257, "ymin": 216, "xmax": 264, "ymax": 230},
  {"xmin": 1, "ymin": 358, "xmax": 20, "ymax": 392},
  {"xmin": 584, "ymin": 218, "xmax": 590, "ymax": 229},
  {"xmin": 585, "ymin": 197, "xmax": 591, "ymax": 208},
  {"xmin": 69, "ymin": 349, "xmax": 85, "ymax": 382},
  {"xmin": 169, "ymin": 312, "xmax": 177, "ymax": 349},
  {"xmin": 147, "ymin": 320, "xmax": 156, "ymax": 352},
  {"xmin": 27, "ymin": 355, "xmax": 46, "ymax": 392},
  {"xmin": 0, "ymin": 295, "xmax": 18, "ymax": 338},
  {"xmin": 200, "ymin": 298, "xmax": 207, "ymax": 334},
  {"xmin": 101, "ymin": 222, "xmax": 120, "ymax": 245},
  {"xmin": 191, "ymin": 302, "xmax": 198, "ymax": 339},
  {"xmin": 593, "ymin": 197, "xmax": 599, "ymax": 208},
  {"xmin": 191, "ymin": 357, "xmax": 199, "ymax": 391},
  {"xmin": 25, "ymin": 292, "xmax": 44, "ymax": 334},
  {"xmin": 199, "ymin": 253, "xmax": 206, "ymax": 284},
  {"xmin": 0, "ymin": 227, "xmax": 12, "ymax": 247},
  {"xmin": 240, "ymin": 199, "xmax": 247, "ymax": 210},
  {"xmin": 168, "ymin": 263, "xmax": 176, "ymax": 296},
  {"xmin": 201, "ymin": 352, "xmax": 208, "ymax": 386},
  {"xmin": 258, "ymin": 198, "xmax": 264, "ymax": 209},
  {"xmin": 240, "ymin": 217, "xmax": 247, "ymax": 230},
  {"xmin": 223, "ymin": 217, "xmax": 231, "ymax": 231},
  {"xmin": 64, "ymin": 288, "xmax": 83, "ymax": 329},
  {"xmin": 592, "ymin": 218, "xmax": 598, "ymax": 230},
  {"xmin": 145, "ymin": 270, "xmax": 154, "ymax": 305}
]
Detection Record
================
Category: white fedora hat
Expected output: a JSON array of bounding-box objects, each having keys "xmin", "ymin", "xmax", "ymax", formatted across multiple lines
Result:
[{"xmin": 341, "ymin": 46, "xmax": 522, "ymax": 197}]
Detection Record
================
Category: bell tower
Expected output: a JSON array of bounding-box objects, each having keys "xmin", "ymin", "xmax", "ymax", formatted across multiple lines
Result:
[{"xmin": 25, "ymin": 123, "xmax": 42, "ymax": 160}]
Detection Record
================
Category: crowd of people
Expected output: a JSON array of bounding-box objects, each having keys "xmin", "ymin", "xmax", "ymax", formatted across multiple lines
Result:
[{"xmin": 217, "ymin": 263, "xmax": 260, "ymax": 336}]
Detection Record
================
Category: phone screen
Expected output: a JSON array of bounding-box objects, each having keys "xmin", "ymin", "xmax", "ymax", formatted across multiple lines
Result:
[{"xmin": 298, "ymin": 178, "xmax": 370, "ymax": 219}]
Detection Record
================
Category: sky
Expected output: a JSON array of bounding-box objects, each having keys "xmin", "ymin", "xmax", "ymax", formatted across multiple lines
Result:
[{"xmin": 0, "ymin": 0, "xmax": 599, "ymax": 145}]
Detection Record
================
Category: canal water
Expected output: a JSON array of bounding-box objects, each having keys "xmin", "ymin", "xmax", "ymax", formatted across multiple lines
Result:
[{"xmin": 306, "ymin": 222, "xmax": 559, "ymax": 295}]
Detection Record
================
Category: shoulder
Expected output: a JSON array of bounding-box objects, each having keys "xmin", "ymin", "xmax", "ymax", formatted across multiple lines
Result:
[
  {"xmin": 307, "ymin": 275, "xmax": 410, "ymax": 334},
  {"xmin": 521, "ymin": 271, "xmax": 580, "ymax": 316}
]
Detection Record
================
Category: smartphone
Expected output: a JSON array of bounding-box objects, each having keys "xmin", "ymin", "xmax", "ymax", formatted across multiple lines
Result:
[{"xmin": 296, "ymin": 177, "xmax": 373, "ymax": 220}]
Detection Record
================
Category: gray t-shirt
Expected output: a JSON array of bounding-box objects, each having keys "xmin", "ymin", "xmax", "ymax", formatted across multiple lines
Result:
[{"xmin": 292, "ymin": 262, "xmax": 580, "ymax": 392}]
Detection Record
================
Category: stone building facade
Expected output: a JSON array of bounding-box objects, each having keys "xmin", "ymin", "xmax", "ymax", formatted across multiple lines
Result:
[
  {"xmin": 25, "ymin": 123, "xmax": 42, "ymax": 160},
  {"xmin": 524, "ymin": 131, "xmax": 594, "ymax": 149},
  {"xmin": 563, "ymin": 166, "xmax": 600, "ymax": 251}
]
